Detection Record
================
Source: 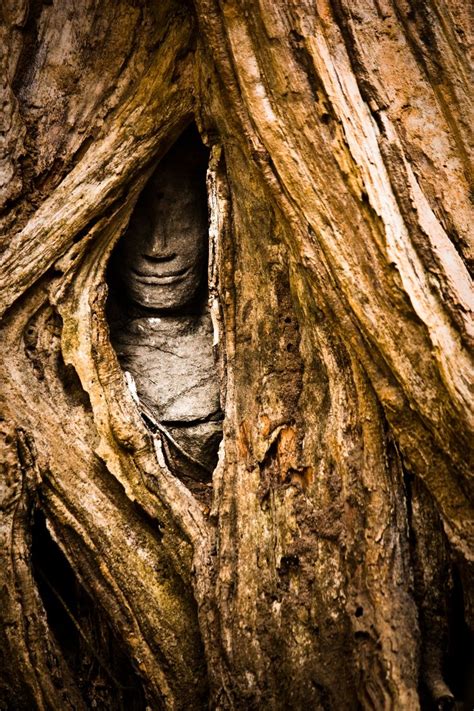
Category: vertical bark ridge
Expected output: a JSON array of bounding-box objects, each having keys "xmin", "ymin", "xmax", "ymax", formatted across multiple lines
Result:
[{"xmin": 194, "ymin": 0, "xmax": 473, "ymax": 631}]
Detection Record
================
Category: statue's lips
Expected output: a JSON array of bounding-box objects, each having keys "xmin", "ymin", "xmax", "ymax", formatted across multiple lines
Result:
[{"xmin": 131, "ymin": 266, "xmax": 190, "ymax": 285}]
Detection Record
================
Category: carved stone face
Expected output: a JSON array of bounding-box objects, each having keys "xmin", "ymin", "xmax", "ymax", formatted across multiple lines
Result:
[{"xmin": 117, "ymin": 151, "xmax": 208, "ymax": 311}]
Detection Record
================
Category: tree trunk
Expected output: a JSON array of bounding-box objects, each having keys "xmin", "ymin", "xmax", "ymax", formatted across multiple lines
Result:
[{"xmin": 0, "ymin": 1, "xmax": 472, "ymax": 709}]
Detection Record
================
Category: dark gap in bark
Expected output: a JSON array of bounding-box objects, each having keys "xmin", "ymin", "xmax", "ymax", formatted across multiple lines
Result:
[
  {"xmin": 73, "ymin": 216, "xmax": 102, "ymax": 244},
  {"xmin": 11, "ymin": 0, "xmax": 44, "ymax": 98},
  {"xmin": 330, "ymin": 0, "xmax": 387, "ymax": 111},
  {"xmin": 70, "ymin": 134, "xmax": 97, "ymax": 167},
  {"xmin": 403, "ymin": 468, "xmax": 472, "ymax": 709},
  {"xmin": 288, "ymin": 29, "xmax": 325, "ymax": 105},
  {"xmin": 444, "ymin": 567, "xmax": 474, "ymax": 709},
  {"xmin": 72, "ymin": 185, "xmax": 130, "ymax": 244},
  {"xmin": 132, "ymin": 498, "xmax": 164, "ymax": 540},
  {"xmin": 391, "ymin": 0, "xmax": 444, "ymax": 80},
  {"xmin": 56, "ymin": 351, "xmax": 93, "ymax": 411},
  {"xmin": 445, "ymin": 224, "xmax": 473, "ymax": 277},
  {"xmin": 31, "ymin": 509, "xmax": 147, "ymax": 711}
]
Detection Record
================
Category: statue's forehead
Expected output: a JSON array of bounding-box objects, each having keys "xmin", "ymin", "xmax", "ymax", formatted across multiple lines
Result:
[{"xmin": 149, "ymin": 163, "xmax": 203, "ymax": 189}]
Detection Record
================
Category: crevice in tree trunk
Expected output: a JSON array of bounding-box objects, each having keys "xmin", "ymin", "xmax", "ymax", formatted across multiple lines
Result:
[
  {"xmin": 31, "ymin": 510, "xmax": 148, "ymax": 711},
  {"xmin": 444, "ymin": 568, "xmax": 474, "ymax": 709},
  {"xmin": 404, "ymin": 468, "xmax": 474, "ymax": 709}
]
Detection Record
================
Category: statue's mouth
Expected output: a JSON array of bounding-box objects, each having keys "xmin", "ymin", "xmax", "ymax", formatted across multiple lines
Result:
[{"xmin": 131, "ymin": 266, "xmax": 190, "ymax": 284}]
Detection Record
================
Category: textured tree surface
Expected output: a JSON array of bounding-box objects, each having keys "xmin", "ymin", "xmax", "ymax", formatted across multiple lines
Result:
[{"xmin": 0, "ymin": 1, "xmax": 473, "ymax": 709}]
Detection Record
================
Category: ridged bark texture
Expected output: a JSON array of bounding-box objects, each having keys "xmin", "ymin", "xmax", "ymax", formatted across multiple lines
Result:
[{"xmin": 0, "ymin": 1, "xmax": 472, "ymax": 709}]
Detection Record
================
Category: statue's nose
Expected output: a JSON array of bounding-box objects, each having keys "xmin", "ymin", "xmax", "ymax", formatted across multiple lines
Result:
[{"xmin": 147, "ymin": 224, "xmax": 169, "ymax": 257}]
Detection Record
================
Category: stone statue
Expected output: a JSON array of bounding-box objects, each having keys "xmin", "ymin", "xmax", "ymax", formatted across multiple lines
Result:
[{"xmin": 107, "ymin": 128, "xmax": 222, "ymax": 482}]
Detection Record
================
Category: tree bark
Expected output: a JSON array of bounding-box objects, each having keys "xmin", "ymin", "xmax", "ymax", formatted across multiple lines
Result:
[{"xmin": 0, "ymin": 1, "xmax": 472, "ymax": 709}]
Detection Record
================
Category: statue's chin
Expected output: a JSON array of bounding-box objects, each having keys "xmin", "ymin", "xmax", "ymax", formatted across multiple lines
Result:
[{"xmin": 128, "ymin": 282, "xmax": 198, "ymax": 311}]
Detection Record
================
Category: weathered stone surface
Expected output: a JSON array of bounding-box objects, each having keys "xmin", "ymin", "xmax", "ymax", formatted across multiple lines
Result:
[
  {"xmin": 111, "ymin": 311, "xmax": 222, "ymax": 475},
  {"xmin": 110, "ymin": 127, "xmax": 209, "ymax": 312}
]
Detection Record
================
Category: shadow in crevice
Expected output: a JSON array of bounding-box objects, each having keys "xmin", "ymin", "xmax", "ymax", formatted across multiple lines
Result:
[
  {"xmin": 403, "ymin": 470, "xmax": 473, "ymax": 711},
  {"xmin": 444, "ymin": 568, "xmax": 474, "ymax": 710},
  {"xmin": 31, "ymin": 510, "xmax": 147, "ymax": 711}
]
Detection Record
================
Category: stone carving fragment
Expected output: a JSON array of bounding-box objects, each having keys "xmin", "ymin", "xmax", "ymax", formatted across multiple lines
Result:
[{"xmin": 107, "ymin": 127, "xmax": 222, "ymax": 481}]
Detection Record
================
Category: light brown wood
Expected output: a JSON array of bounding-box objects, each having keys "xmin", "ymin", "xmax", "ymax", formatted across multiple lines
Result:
[{"xmin": 0, "ymin": 1, "xmax": 472, "ymax": 708}]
